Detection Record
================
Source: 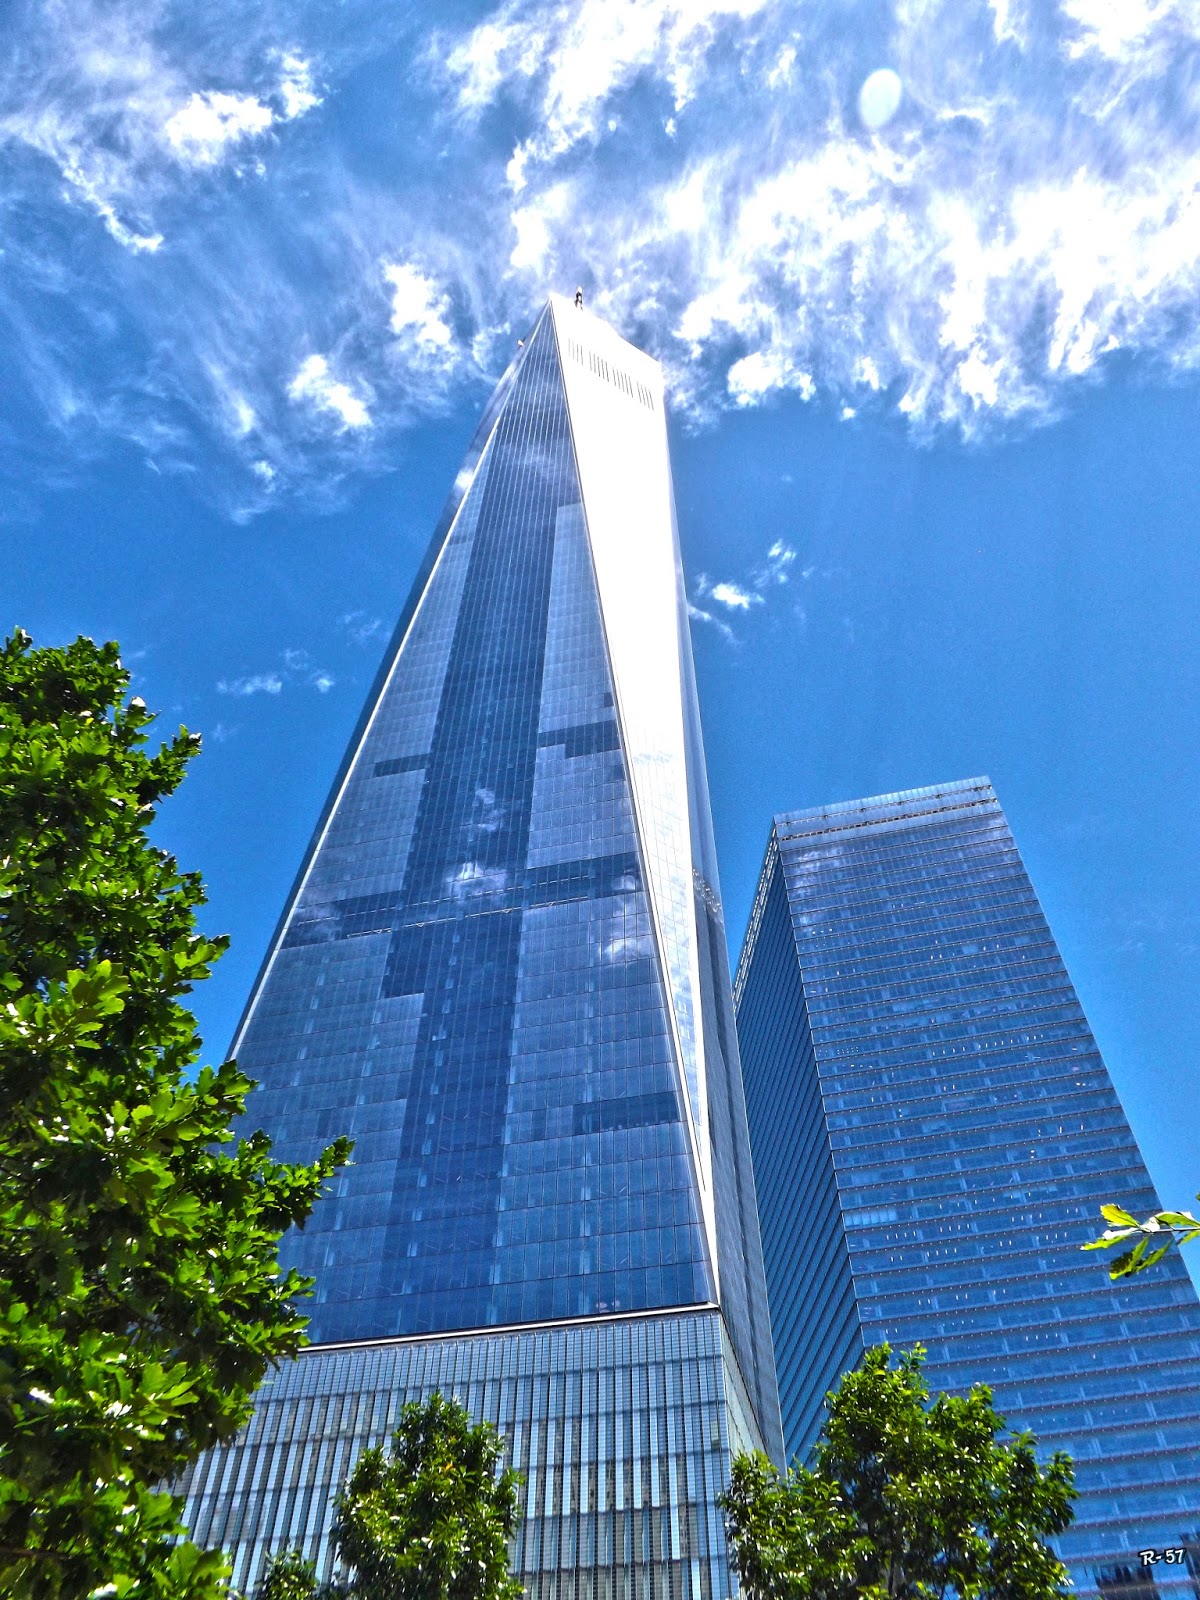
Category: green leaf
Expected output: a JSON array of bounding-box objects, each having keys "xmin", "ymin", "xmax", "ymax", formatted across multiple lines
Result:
[
  {"xmin": 721, "ymin": 1343, "xmax": 1075, "ymax": 1600},
  {"xmin": 0, "ymin": 630, "xmax": 351, "ymax": 1600},
  {"xmin": 325, "ymin": 1394, "xmax": 523, "ymax": 1600}
]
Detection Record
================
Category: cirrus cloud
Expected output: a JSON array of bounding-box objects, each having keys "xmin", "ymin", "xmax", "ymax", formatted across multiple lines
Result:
[
  {"xmin": 0, "ymin": 3, "xmax": 322, "ymax": 249},
  {"xmin": 217, "ymin": 646, "xmax": 336, "ymax": 698},
  {"xmin": 440, "ymin": 0, "xmax": 1200, "ymax": 435},
  {"xmin": 4, "ymin": 0, "xmax": 1200, "ymax": 510},
  {"xmin": 217, "ymin": 671, "xmax": 283, "ymax": 697},
  {"xmin": 287, "ymin": 355, "xmax": 373, "ymax": 430},
  {"xmin": 164, "ymin": 92, "xmax": 275, "ymax": 166},
  {"xmin": 385, "ymin": 262, "xmax": 452, "ymax": 347},
  {"xmin": 709, "ymin": 581, "xmax": 761, "ymax": 611}
]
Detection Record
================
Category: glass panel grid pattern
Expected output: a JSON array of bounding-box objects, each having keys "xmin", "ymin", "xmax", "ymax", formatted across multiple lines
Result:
[
  {"xmin": 180, "ymin": 1311, "xmax": 757, "ymax": 1600},
  {"xmin": 735, "ymin": 778, "xmax": 1200, "ymax": 1596},
  {"xmin": 676, "ymin": 596, "xmax": 781, "ymax": 1466},
  {"xmin": 734, "ymin": 844, "xmax": 864, "ymax": 1460},
  {"xmin": 234, "ymin": 307, "xmax": 714, "ymax": 1343},
  {"xmin": 193, "ymin": 299, "xmax": 784, "ymax": 1584}
]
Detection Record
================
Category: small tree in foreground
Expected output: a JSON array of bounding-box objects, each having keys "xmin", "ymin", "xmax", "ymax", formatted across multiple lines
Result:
[
  {"xmin": 0, "ymin": 631, "xmax": 351, "ymax": 1598},
  {"xmin": 723, "ymin": 1345, "xmax": 1075, "ymax": 1600},
  {"xmin": 261, "ymin": 1394, "xmax": 522, "ymax": 1600}
]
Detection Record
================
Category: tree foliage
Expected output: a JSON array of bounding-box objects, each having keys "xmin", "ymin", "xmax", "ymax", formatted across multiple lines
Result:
[
  {"xmin": 1085, "ymin": 1197, "xmax": 1200, "ymax": 1278},
  {"xmin": 0, "ymin": 630, "xmax": 351, "ymax": 1600},
  {"xmin": 723, "ymin": 1345, "xmax": 1075, "ymax": 1600},
  {"xmin": 331, "ymin": 1393, "xmax": 523, "ymax": 1600},
  {"xmin": 262, "ymin": 1394, "xmax": 522, "ymax": 1600},
  {"xmin": 257, "ymin": 1550, "xmax": 322, "ymax": 1600}
]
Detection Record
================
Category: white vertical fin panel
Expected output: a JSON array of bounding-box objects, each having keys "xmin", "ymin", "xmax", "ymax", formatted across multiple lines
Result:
[{"xmin": 548, "ymin": 293, "xmax": 717, "ymax": 1283}]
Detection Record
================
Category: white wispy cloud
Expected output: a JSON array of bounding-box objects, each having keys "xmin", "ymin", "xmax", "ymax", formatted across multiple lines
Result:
[
  {"xmin": 58, "ymin": 157, "xmax": 164, "ymax": 253},
  {"xmin": 217, "ymin": 672, "xmax": 283, "ymax": 696},
  {"xmin": 277, "ymin": 53, "xmax": 322, "ymax": 120},
  {"xmin": 728, "ymin": 352, "xmax": 814, "ymax": 408},
  {"xmin": 341, "ymin": 610, "xmax": 387, "ymax": 647},
  {"xmin": 5, "ymin": 0, "xmax": 1200, "ymax": 505},
  {"xmin": 687, "ymin": 600, "xmax": 735, "ymax": 643},
  {"xmin": 217, "ymin": 648, "xmax": 336, "ymax": 698},
  {"xmin": 384, "ymin": 262, "xmax": 454, "ymax": 353},
  {"xmin": 691, "ymin": 538, "xmax": 802, "ymax": 640},
  {"xmin": 759, "ymin": 541, "xmax": 796, "ymax": 585},
  {"xmin": 288, "ymin": 355, "xmax": 373, "ymax": 430},
  {"xmin": 0, "ymin": 11, "xmax": 322, "ymax": 245},
  {"xmin": 0, "ymin": 1, "xmax": 358, "ymax": 502},
  {"xmin": 443, "ymin": 0, "xmax": 776, "ymax": 165},
  {"xmin": 164, "ymin": 91, "xmax": 275, "ymax": 166},
  {"xmin": 438, "ymin": 0, "xmax": 1200, "ymax": 436},
  {"xmin": 709, "ymin": 581, "xmax": 761, "ymax": 611},
  {"xmin": 159, "ymin": 53, "xmax": 318, "ymax": 168},
  {"xmin": 283, "ymin": 647, "xmax": 337, "ymax": 691}
]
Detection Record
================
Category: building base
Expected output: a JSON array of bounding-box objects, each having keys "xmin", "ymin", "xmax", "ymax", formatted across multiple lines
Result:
[{"xmin": 180, "ymin": 1308, "xmax": 765, "ymax": 1598}]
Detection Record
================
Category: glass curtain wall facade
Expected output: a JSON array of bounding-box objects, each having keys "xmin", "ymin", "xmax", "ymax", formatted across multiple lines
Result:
[
  {"xmin": 734, "ymin": 778, "xmax": 1200, "ymax": 1597},
  {"xmin": 182, "ymin": 295, "xmax": 781, "ymax": 1594}
]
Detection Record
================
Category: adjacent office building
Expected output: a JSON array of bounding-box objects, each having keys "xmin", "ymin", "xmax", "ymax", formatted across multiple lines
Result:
[
  {"xmin": 182, "ymin": 296, "xmax": 782, "ymax": 1595},
  {"xmin": 735, "ymin": 778, "xmax": 1200, "ymax": 1597}
]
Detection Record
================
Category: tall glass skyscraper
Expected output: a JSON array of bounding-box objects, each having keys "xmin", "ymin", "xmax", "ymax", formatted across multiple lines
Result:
[
  {"xmin": 734, "ymin": 778, "xmax": 1200, "ymax": 1597},
  {"xmin": 182, "ymin": 296, "xmax": 782, "ymax": 1595}
]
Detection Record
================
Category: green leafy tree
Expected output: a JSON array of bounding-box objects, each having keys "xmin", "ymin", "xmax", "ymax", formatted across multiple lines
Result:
[
  {"xmin": 723, "ymin": 1345, "xmax": 1075, "ymax": 1600},
  {"xmin": 257, "ymin": 1550, "xmax": 322, "ymax": 1600},
  {"xmin": 277, "ymin": 1393, "xmax": 522, "ymax": 1600},
  {"xmin": 0, "ymin": 630, "xmax": 351, "ymax": 1600},
  {"xmin": 1085, "ymin": 1197, "xmax": 1200, "ymax": 1278}
]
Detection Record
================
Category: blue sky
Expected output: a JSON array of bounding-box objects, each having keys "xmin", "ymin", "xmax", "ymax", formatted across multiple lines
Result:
[{"xmin": 4, "ymin": 0, "xmax": 1199, "ymax": 1276}]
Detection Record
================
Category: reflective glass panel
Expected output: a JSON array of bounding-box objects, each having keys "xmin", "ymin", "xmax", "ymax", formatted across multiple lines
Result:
[{"xmin": 737, "ymin": 778, "xmax": 1200, "ymax": 1596}]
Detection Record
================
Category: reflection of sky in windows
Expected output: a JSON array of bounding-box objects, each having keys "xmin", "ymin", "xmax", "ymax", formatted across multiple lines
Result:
[
  {"xmin": 233, "ymin": 307, "xmax": 712, "ymax": 1342},
  {"xmin": 738, "ymin": 779, "xmax": 1200, "ymax": 1592},
  {"xmin": 184, "ymin": 298, "xmax": 785, "ymax": 1597}
]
